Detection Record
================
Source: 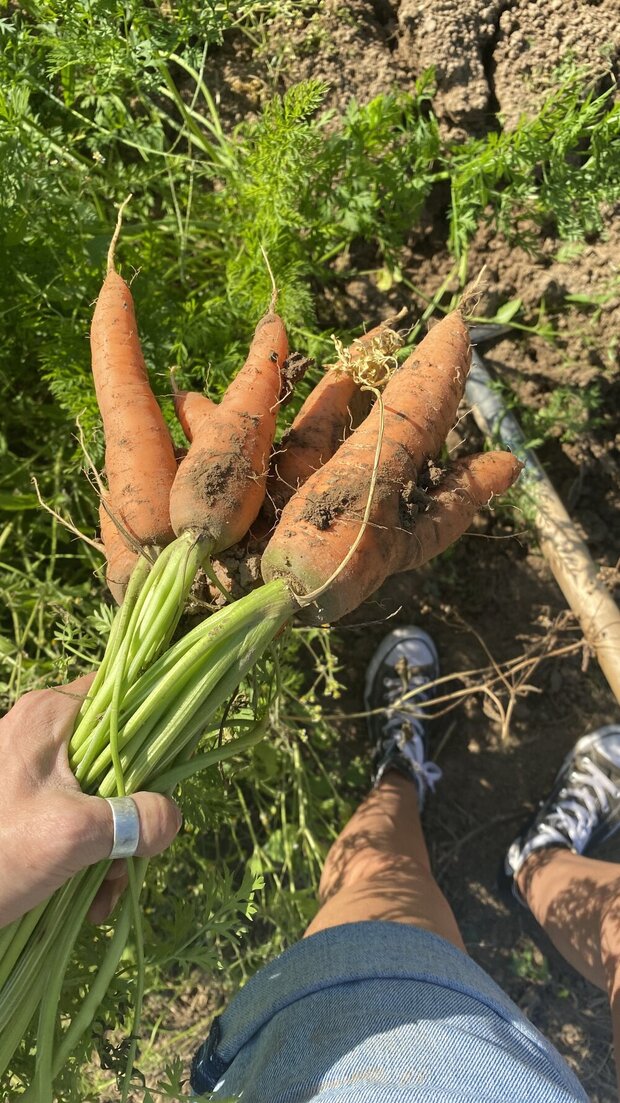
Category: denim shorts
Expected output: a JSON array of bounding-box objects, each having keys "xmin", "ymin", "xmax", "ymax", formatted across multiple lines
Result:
[{"xmin": 191, "ymin": 921, "xmax": 588, "ymax": 1102}]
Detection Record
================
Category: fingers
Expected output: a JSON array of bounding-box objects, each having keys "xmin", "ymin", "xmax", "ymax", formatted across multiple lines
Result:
[
  {"xmin": 0, "ymin": 673, "xmax": 96, "ymax": 764},
  {"xmin": 82, "ymin": 794, "xmax": 181, "ymax": 923},
  {"xmin": 1, "ymin": 677, "xmax": 183, "ymax": 923},
  {"xmin": 130, "ymin": 792, "xmax": 183, "ymax": 858},
  {"xmin": 3, "ymin": 786, "xmax": 182, "ymax": 926},
  {"xmin": 88, "ymin": 861, "xmax": 128, "ymax": 924},
  {"xmin": 65, "ymin": 790, "xmax": 183, "ymax": 873}
]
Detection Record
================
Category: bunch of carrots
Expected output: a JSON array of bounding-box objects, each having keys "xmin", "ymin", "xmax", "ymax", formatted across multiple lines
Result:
[{"xmin": 0, "ymin": 202, "xmax": 522, "ymax": 1099}]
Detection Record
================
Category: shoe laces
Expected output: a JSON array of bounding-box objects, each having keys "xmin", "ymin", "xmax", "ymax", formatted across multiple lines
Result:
[
  {"xmin": 545, "ymin": 758, "xmax": 620, "ymax": 851},
  {"xmin": 381, "ymin": 662, "xmax": 436, "ymax": 714},
  {"xmin": 381, "ymin": 715, "xmax": 442, "ymax": 795}
]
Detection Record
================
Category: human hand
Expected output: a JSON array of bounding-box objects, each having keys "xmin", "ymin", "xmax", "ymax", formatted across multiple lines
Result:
[{"xmin": 0, "ymin": 674, "xmax": 182, "ymax": 928}]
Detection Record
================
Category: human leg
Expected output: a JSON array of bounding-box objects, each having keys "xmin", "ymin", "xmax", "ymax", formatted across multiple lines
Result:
[
  {"xmin": 518, "ymin": 848, "xmax": 620, "ymax": 1095},
  {"xmin": 517, "ymin": 848, "xmax": 620, "ymax": 990},
  {"xmin": 304, "ymin": 771, "xmax": 465, "ymax": 946},
  {"xmin": 304, "ymin": 627, "xmax": 464, "ymax": 948},
  {"xmin": 192, "ymin": 631, "xmax": 592, "ymax": 1102},
  {"xmin": 506, "ymin": 725, "xmax": 620, "ymax": 1092}
]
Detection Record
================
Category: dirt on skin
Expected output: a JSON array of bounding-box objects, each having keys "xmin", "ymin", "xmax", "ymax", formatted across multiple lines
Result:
[{"xmin": 184, "ymin": 4, "xmax": 620, "ymax": 1100}]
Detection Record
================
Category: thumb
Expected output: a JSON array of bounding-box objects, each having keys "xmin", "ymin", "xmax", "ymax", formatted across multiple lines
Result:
[
  {"xmin": 67, "ymin": 791, "xmax": 183, "ymax": 870},
  {"xmin": 117, "ymin": 791, "xmax": 183, "ymax": 859}
]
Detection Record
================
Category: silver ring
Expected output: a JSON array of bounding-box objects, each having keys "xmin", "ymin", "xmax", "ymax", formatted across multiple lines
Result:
[{"xmin": 105, "ymin": 796, "xmax": 141, "ymax": 859}]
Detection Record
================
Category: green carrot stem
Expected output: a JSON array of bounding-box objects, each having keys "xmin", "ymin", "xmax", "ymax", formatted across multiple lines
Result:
[
  {"xmin": 71, "ymin": 534, "xmax": 202, "ymax": 775},
  {"xmin": 106, "ymin": 591, "xmax": 249, "ymax": 721},
  {"xmin": 50, "ymin": 882, "xmax": 137, "ymax": 1074},
  {"xmin": 33, "ymin": 866, "xmax": 105, "ymax": 1103},
  {"xmin": 71, "ymin": 548, "xmax": 178, "ymax": 758},
  {"xmin": 0, "ymin": 903, "xmax": 48, "ymax": 997},
  {"xmin": 120, "ymin": 589, "xmax": 293, "ymax": 793},
  {"xmin": 0, "ymin": 882, "xmax": 75, "ymax": 1035},
  {"xmin": 0, "ymin": 865, "xmax": 108, "ymax": 1077},
  {"xmin": 72, "ymin": 534, "xmax": 190, "ymax": 750},
  {"xmin": 88, "ymin": 580, "xmax": 292, "ymax": 795},
  {"xmin": 81, "ymin": 552, "xmax": 151, "ymax": 707},
  {"xmin": 148, "ymin": 719, "xmax": 268, "ymax": 792},
  {"xmin": 70, "ymin": 555, "xmax": 151, "ymax": 756},
  {"xmin": 120, "ymin": 859, "xmax": 148, "ymax": 1103},
  {"xmin": 96, "ymin": 643, "xmax": 241, "ymax": 797},
  {"xmin": 123, "ymin": 535, "xmax": 201, "ymax": 674},
  {"xmin": 79, "ymin": 636, "xmax": 221, "ymax": 787},
  {"xmin": 79, "ymin": 596, "xmax": 265, "ymax": 789},
  {"xmin": 109, "ymin": 632, "xmax": 130, "ymax": 797},
  {"xmin": 202, "ymin": 557, "xmax": 233, "ymax": 603}
]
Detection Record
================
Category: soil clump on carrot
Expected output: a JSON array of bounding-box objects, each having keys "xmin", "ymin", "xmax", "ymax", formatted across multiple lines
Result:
[
  {"xmin": 279, "ymin": 352, "xmax": 313, "ymax": 401},
  {"xmin": 182, "ymin": 437, "xmax": 256, "ymax": 507}
]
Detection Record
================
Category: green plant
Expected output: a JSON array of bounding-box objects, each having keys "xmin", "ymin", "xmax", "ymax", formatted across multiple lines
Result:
[
  {"xmin": 510, "ymin": 937, "xmax": 551, "ymax": 985},
  {"xmin": 523, "ymin": 385, "xmax": 602, "ymax": 447},
  {"xmin": 1, "ymin": 6, "xmax": 618, "ymax": 1094},
  {"xmin": 446, "ymin": 74, "xmax": 620, "ymax": 278}
]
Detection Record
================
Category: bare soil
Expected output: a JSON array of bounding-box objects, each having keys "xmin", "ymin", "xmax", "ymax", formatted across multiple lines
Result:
[{"xmin": 200, "ymin": 4, "xmax": 620, "ymax": 1100}]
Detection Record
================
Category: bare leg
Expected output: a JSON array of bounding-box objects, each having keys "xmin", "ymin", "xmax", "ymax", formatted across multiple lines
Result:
[
  {"xmin": 304, "ymin": 772, "xmax": 465, "ymax": 950},
  {"xmin": 518, "ymin": 848, "xmax": 620, "ymax": 1095}
]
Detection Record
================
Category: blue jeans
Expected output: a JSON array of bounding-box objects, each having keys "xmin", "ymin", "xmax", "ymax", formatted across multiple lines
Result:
[{"xmin": 191, "ymin": 921, "xmax": 588, "ymax": 1101}]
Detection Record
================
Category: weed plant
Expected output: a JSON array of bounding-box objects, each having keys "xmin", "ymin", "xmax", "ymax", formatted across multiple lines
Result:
[{"xmin": 1, "ymin": 2, "xmax": 619, "ymax": 1096}]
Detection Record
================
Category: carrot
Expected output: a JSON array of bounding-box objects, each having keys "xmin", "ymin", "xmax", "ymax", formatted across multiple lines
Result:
[
  {"xmin": 397, "ymin": 452, "xmax": 522, "ymax": 571},
  {"xmin": 169, "ymin": 308, "xmax": 288, "ymax": 553},
  {"xmin": 90, "ymin": 203, "xmax": 178, "ymax": 548},
  {"xmin": 269, "ymin": 322, "xmax": 398, "ymax": 510},
  {"xmin": 98, "ymin": 499, "xmax": 139, "ymax": 605},
  {"xmin": 261, "ymin": 310, "xmax": 522, "ymax": 622}
]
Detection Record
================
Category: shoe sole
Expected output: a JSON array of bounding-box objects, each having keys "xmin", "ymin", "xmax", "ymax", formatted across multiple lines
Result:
[{"xmin": 363, "ymin": 626, "xmax": 440, "ymax": 718}]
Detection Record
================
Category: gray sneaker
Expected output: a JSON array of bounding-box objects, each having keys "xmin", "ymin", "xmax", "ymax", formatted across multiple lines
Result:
[
  {"xmin": 505, "ymin": 724, "xmax": 620, "ymax": 899},
  {"xmin": 364, "ymin": 626, "xmax": 442, "ymax": 809}
]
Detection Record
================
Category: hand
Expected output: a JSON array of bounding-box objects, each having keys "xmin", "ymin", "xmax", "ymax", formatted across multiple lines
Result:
[{"xmin": 0, "ymin": 675, "xmax": 182, "ymax": 928}]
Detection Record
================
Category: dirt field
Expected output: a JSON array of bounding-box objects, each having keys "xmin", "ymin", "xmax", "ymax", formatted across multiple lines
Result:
[{"xmin": 204, "ymin": 4, "xmax": 620, "ymax": 1099}]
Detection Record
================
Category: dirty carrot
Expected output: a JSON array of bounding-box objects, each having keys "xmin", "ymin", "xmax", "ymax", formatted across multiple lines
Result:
[
  {"xmin": 269, "ymin": 322, "xmax": 401, "ymax": 510},
  {"xmin": 398, "ymin": 452, "xmax": 522, "ymax": 570},
  {"xmin": 261, "ymin": 310, "xmax": 523, "ymax": 622},
  {"xmin": 169, "ymin": 306, "xmax": 288, "ymax": 553}
]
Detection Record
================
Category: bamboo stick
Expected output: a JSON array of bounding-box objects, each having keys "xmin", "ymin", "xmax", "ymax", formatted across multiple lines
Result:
[{"xmin": 466, "ymin": 341, "xmax": 620, "ymax": 706}]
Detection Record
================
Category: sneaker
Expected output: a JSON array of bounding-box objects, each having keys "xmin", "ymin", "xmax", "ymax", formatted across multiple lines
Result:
[
  {"xmin": 505, "ymin": 725, "xmax": 620, "ymax": 901},
  {"xmin": 364, "ymin": 626, "xmax": 442, "ymax": 809}
]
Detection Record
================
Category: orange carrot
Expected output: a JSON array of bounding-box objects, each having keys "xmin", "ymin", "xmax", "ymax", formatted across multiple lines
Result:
[
  {"xmin": 98, "ymin": 499, "xmax": 139, "ymax": 605},
  {"xmin": 269, "ymin": 323, "xmax": 391, "ymax": 509},
  {"xmin": 395, "ymin": 451, "xmax": 522, "ymax": 571},
  {"xmin": 261, "ymin": 310, "xmax": 522, "ymax": 622},
  {"xmin": 90, "ymin": 207, "xmax": 178, "ymax": 548},
  {"xmin": 169, "ymin": 309, "xmax": 288, "ymax": 554}
]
